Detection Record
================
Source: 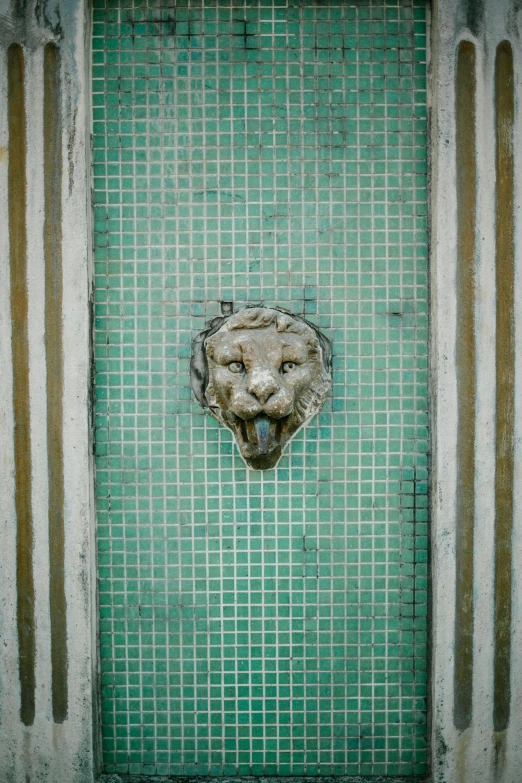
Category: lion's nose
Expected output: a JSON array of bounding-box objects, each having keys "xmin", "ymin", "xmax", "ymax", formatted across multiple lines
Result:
[{"xmin": 247, "ymin": 369, "xmax": 279, "ymax": 405}]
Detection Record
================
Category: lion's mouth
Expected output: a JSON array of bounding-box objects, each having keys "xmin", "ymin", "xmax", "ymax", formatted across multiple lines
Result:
[{"xmin": 234, "ymin": 413, "xmax": 290, "ymax": 457}]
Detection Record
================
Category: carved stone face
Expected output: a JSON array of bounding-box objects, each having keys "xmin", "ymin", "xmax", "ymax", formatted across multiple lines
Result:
[{"xmin": 191, "ymin": 307, "xmax": 332, "ymax": 469}]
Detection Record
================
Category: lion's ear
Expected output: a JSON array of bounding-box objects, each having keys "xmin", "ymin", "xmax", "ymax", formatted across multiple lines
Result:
[
  {"xmin": 190, "ymin": 332, "xmax": 209, "ymax": 407},
  {"xmin": 191, "ymin": 315, "xmax": 230, "ymax": 407},
  {"xmin": 318, "ymin": 332, "xmax": 332, "ymax": 372},
  {"xmin": 295, "ymin": 313, "xmax": 332, "ymax": 373}
]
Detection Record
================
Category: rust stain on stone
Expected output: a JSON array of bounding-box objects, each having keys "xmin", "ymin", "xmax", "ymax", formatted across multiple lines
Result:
[
  {"xmin": 0, "ymin": 146, "xmax": 7, "ymax": 162},
  {"xmin": 454, "ymin": 40, "xmax": 477, "ymax": 733},
  {"xmin": 8, "ymin": 42, "xmax": 35, "ymax": 727},
  {"xmin": 494, "ymin": 39, "xmax": 515, "ymax": 734},
  {"xmin": 44, "ymin": 42, "xmax": 68, "ymax": 724}
]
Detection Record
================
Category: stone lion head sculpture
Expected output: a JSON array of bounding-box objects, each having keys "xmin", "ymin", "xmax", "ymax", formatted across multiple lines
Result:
[{"xmin": 190, "ymin": 306, "xmax": 332, "ymax": 469}]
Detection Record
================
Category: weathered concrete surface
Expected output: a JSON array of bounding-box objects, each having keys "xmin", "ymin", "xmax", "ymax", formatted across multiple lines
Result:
[
  {"xmin": 0, "ymin": 1, "xmax": 97, "ymax": 781},
  {"xmin": 431, "ymin": 0, "xmax": 522, "ymax": 781}
]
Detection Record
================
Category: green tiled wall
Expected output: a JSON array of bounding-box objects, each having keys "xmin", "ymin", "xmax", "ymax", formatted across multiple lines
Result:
[{"xmin": 92, "ymin": 0, "xmax": 428, "ymax": 776}]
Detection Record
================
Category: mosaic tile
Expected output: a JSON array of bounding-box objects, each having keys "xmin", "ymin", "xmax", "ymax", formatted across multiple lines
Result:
[{"xmin": 92, "ymin": 0, "xmax": 428, "ymax": 776}]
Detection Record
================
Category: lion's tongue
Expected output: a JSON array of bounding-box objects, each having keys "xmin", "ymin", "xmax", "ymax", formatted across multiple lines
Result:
[{"xmin": 246, "ymin": 416, "xmax": 271, "ymax": 453}]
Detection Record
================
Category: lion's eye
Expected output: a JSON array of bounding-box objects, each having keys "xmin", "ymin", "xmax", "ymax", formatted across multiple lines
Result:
[
  {"xmin": 282, "ymin": 361, "xmax": 296, "ymax": 373},
  {"xmin": 228, "ymin": 361, "xmax": 244, "ymax": 374}
]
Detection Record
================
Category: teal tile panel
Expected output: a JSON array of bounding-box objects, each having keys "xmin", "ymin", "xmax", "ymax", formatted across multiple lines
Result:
[{"xmin": 92, "ymin": 0, "xmax": 428, "ymax": 776}]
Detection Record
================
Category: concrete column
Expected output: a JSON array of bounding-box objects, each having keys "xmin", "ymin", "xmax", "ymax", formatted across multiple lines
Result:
[
  {"xmin": 431, "ymin": 0, "xmax": 522, "ymax": 780},
  {"xmin": 0, "ymin": 1, "xmax": 97, "ymax": 782}
]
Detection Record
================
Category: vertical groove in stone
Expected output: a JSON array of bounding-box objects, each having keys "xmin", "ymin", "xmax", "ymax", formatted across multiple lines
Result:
[
  {"xmin": 44, "ymin": 42, "xmax": 68, "ymax": 724},
  {"xmin": 8, "ymin": 43, "xmax": 35, "ymax": 727},
  {"xmin": 454, "ymin": 40, "xmax": 476, "ymax": 732},
  {"xmin": 494, "ymin": 39, "xmax": 515, "ymax": 734}
]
